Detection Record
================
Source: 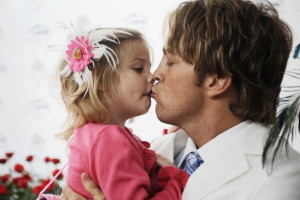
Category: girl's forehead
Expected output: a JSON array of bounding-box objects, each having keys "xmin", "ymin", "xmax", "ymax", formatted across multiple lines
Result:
[{"xmin": 119, "ymin": 40, "xmax": 151, "ymax": 66}]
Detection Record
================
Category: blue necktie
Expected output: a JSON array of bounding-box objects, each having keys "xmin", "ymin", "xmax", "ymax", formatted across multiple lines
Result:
[{"xmin": 183, "ymin": 152, "xmax": 204, "ymax": 176}]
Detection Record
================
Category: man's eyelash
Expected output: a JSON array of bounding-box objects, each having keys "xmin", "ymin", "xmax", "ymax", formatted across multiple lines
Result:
[{"xmin": 167, "ymin": 62, "xmax": 174, "ymax": 66}]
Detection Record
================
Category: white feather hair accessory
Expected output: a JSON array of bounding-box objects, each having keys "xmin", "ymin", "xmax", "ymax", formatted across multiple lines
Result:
[{"xmin": 57, "ymin": 24, "xmax": 131, "ymax": 97}]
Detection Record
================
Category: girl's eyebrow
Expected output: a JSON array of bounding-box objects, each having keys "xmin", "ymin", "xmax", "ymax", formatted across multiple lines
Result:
[
  {"xmin": 131, "ymin": 58, "xmax": 147, "ymax": 62},
  {"xmin": 130, "ymin": 58, "xmax": 152, "ymax": 68}
]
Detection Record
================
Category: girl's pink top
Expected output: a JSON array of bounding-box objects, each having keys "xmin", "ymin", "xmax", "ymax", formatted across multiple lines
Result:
[{"xmin": 66, "ymin": 123, "xmax": 189, "ymax": 199}]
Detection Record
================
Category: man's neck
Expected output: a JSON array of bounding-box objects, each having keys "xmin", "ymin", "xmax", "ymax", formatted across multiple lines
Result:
[{"xmin": 180, "ymin": 111, "xmax": 244, "ymax": 148}]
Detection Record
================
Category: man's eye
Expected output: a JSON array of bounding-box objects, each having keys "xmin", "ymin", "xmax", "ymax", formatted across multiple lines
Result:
[
  {"xmin": 166, "ymin": 62, "xmax": 174, "ymax": 67},
  {"xmin": 133, "ymin": 67, "xmax": 144, "ymax": 72}
]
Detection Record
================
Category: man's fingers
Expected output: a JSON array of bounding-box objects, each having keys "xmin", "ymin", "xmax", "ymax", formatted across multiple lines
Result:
[
  {"xmin": 61, "ymin": 182, "xmax": 86, "ymax": 200},
  {"xmin": 156, "ymin": 153, "xmax": 176, "ymax": 167},
  {"xmin": 81, "ymin": 172, "xmax": 106, "ymax": 200},
  {"xmin": 59, "ymin": 195, "xmax": 66, "ymax": 200},
  {"xmin": 59, "ymin": 191, "xmax": 65, "ymax": 200}
]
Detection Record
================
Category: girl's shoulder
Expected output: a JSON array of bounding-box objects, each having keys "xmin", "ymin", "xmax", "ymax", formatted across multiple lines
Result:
[
  {"xmin": 75, "ymin": 123, "xmax": 122, "ymax": 134},
  {"xmin": 70, "ymin": 123, "xmax": 130, "ymax": 151},
  {"xmin": 74, "ymin": 123, "xmax": 132, "ymax": 140}
]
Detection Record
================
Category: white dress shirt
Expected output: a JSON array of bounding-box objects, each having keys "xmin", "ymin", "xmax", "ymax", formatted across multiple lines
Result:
[{"xmin": 174, "ymin": 120, "xmax": 251, "ymax": 168}]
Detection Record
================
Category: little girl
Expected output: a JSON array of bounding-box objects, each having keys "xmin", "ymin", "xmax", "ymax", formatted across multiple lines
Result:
[{"xmin": 38, "ymin": 25, "xmax": 188, "ymax": 200}]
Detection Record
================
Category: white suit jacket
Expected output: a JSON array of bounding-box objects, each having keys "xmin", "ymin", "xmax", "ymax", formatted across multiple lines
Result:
[{"xmin": 151, "ymin": 122, "xmax": 300, "ymax": 200}]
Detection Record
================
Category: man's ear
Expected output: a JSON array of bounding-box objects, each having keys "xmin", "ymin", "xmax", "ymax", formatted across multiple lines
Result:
[{"xmin": 205, "ymin": 75, "xmax": 232, "ymax": 98}]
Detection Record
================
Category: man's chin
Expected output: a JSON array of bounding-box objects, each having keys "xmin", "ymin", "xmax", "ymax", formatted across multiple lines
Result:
[{"xmin": 155, "ymin": 108, "xmax": 173, "ymax": 125}]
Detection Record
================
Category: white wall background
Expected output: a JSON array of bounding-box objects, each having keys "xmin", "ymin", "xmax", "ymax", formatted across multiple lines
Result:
[{"xmin": 0, "ymin": 0, "xmax": 299, "ymax": 175}]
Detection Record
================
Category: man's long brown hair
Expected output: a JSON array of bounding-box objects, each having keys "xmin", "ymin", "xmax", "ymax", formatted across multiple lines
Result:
[{"xmin": 164, "ymin": 0, "xmax": 293, "ymax": 124}]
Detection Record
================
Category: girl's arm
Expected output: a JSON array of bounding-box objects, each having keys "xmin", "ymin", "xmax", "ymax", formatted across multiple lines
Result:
[
  {"xmin": 61, "ymin": 156, "xmax": 187, "ymax": 200},
  {"xmin": 90, "ymin": 126, "xmax": 188, "ymax": 200}
]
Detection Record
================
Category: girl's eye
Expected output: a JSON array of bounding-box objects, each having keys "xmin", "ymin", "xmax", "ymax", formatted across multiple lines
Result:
[{"xmin": 133, "ymin": 67, "xmax": 144, "ymax": 73}]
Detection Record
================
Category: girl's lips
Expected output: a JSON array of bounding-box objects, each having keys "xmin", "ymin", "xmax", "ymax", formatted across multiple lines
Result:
[{"xmin": 143, "ymin": 89, "xmax": 152, "ymax": 96}]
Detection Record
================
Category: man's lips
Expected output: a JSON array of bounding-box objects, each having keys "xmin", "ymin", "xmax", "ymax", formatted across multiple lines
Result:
[{"xmin": 150, "ymin": 91, "xmax": 157, "ymax": 98}]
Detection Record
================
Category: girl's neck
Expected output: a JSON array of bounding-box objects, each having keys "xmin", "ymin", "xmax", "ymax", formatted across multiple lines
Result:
[
  {"xmin": 107, "ymin": 120, "xmax": 125, "ymax": 127},
  {"xmin": 107, "ymin": 115, "xmax": 126, "ymax": 127},
  {"xmin": 106, "ymin": 107, "xmax": 128, "ymax": 127}
]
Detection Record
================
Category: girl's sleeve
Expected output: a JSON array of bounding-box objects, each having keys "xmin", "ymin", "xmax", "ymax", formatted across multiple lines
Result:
[{"xmin": 89, "ymin": 126, "xmax": 188, "ymax": 200}]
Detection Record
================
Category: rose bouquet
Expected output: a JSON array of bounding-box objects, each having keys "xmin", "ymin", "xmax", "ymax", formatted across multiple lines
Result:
[{"xmin": 0, "ymin": 152, "xmax": 64, "ymax": 200}]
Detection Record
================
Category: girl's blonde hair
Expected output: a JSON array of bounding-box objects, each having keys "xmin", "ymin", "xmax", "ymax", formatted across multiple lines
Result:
[{"xmin": 57, "ymin": 28, "xmax": 144, "ymax": 140}]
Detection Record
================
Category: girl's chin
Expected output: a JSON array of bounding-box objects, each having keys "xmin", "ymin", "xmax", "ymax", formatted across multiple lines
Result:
[{"xmin": 139, "ymin": 105, "xmax": 151, "ymax": 116}]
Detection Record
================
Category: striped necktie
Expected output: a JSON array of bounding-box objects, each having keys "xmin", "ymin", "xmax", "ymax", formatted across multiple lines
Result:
[{"xmin": 183, "ymin": 151, "xmax": 204, "ymax": 176}]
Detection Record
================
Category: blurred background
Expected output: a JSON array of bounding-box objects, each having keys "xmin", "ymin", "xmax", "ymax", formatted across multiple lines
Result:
[{"xmin": 0, "ymin": 0, "xmax": 300, "ymax": 177}]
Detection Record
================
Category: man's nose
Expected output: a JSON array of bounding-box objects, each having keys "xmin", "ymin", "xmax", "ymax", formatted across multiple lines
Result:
[
  {"xmin": 153, "ymin": 77, "xmax": 160, "ymax": 86},
  {"xmin": 152, "ymin": 59, "xmax": 164, "ymax": 84}
]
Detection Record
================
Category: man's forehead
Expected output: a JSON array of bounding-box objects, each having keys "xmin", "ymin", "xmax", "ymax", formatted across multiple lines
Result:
[
  {"xmin": 163, "ymin": 48, "xmax": 176, "ymax": 57},
  {"xmin": 162, "ymin": 48, "xmax": 168, "ymax": 54},
  {"xmin": 162, "ymin": 47, "xmax": 182, "ymax": 58},
  {"xmin": 163, "ymin": 39, "xmax": 184, "ymax": 56}
]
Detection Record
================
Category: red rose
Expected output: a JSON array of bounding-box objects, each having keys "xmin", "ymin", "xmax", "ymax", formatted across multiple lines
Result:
[
  {"xmin": 14, "ymin": 164, "xmax": 24, "ymax": 173},
  {"xmin": 5, "ymin": 152, "xmax": 14, "ymax": 158},
  {"xmin": 52, "ymin": 169, "xmax": 63, "ymax": 180},
  {"xmin": 0, "ymin": 158, "xmax": 7, "ymax": 164},
  {"xmin": 162, "ymin": 128, "xmax": 168, "ymax": 135},
  {"xmin": 17, "ymin": 177, "xmax": 28, "ymax": 188},
  {"xmin": 26, "ymin": 155, "xmax": 34, "ymax": 162},
  {"xmin": 22, "ymin": 173, "xmax": 33, "ymax": 181},
  {"xmin": 41, "ymin": 178, "xmax": 55, "ymax": 191},
  {"xmin": 1, "ymin": 174, "xmax": 10, "ymax": 182},
  {"xmin": 12, "ymin": 177, "xmax": 20, "ymax": 183},
  {"xmin": 0, "ymin": 185, "xmax": 8, "ymax": 195},
  {"xmin": 44, "ymin": 157, "xmax": 51, "ymax": 163},
  {"xmin": 51, "ymin": 158, "xmax": 60, "ymax": 164},
  {"xmin": 33, "ymin": 185, "xmax": 44, "ymax": 195}
]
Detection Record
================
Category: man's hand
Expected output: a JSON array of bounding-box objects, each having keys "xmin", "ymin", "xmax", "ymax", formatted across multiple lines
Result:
[
  {"xmin": 81, "ymin": 172, "xmax": 106, "ymax": 200},
  {"xmin": 60, "ymin": 172, "xmax": 106, "ymax": 200},
  {"xmin": 156, "ymin": 153, "xmax": 176, "ymax": 167},
  {"xmin": 60, "ymin": 181, "xmax": 85, "ymax": 200}
]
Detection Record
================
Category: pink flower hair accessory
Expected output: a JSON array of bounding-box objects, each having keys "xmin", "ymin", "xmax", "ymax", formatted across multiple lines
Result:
[
  {"xmin": 57, "ymin": 24, "xmax": 131, "ymax": 97},
  {"xmin": 66, "ymin": 36, "xmax": 94, "ymax": 72}
]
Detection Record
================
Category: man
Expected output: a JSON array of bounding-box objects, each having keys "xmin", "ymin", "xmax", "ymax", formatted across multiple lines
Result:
[{"xmin": 61, "ymin": 0, "xmax": 300, "ymax": 199}]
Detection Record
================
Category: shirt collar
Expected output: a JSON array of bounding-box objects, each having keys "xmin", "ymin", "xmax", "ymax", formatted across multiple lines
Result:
[{"xmin": 177, "ymin": 120, "xmax": 251, "ymax": 167}]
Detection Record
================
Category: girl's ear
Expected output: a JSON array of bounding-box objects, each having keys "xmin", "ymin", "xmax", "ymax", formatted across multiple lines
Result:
[
  {"xmin": 204, "ymin": 74, "xmax": 232, "ymax": 98},
  {"xmin": 98, "ymin": 84, "xmax": 103, "ymax": 91}
]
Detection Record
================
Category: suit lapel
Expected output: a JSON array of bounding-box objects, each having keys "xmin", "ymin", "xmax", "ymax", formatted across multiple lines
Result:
[
  {"xmin": 182, "ymin": 122, "xmax": 266, "ymax": 199},
  {"xmin": 183, "ymin": 145, "xmax": 250, "ymax": 199}
]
